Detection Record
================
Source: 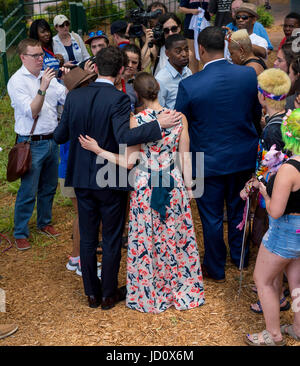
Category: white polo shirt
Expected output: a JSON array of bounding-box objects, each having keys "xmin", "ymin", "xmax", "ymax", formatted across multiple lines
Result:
[{"xmin": 7, "ymin": 65, "xmax": 66, "ymax": 135}]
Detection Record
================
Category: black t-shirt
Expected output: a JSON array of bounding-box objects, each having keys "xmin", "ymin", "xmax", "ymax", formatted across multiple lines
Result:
[
  {"xmin": 266, "ymin": 159, "xmax": 300, "ymax": 214},
  {"xmin": 261, "ymin": 113, "xmax": 285, "ymax": 152}
]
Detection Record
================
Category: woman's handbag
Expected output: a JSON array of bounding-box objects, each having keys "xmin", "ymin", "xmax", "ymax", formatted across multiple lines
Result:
[{"xmin": 6, "ymin": 116, "xmax": 39, "ymax": 182}]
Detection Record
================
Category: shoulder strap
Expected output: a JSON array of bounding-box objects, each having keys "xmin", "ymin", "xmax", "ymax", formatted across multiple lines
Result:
[
  {"xmin": 263, "ymin": 117, "xmax": 283, "ymax": 132},
  {"xmin": 285, "ymin": 159, "xmax": 300, "ymax": 172},
  {"xmin": 29, "ymin": 116, "xmax": 39, "ymax": 136},
  {"xmin": 243, "ymin": 58, "xmax": 267, "ymax": 70}
]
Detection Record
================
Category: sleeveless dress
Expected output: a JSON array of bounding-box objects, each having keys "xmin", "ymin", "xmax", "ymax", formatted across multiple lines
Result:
[{"xmin": 126, "ymin": 108, "xmax": 205, "ymax": 313}]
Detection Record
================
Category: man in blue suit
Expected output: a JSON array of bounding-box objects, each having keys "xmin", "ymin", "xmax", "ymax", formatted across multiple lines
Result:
[
  {"xmin": 175, "ymin": 26, "xmax": 261, "ymax": 282},
  {"xmin": 54, "ymin": 46, "xmax": 181, "ymax": 309}
]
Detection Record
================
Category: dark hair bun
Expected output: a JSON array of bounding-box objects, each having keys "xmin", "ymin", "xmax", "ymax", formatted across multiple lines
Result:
[{"xmin": 133, "ymin": 72, "xmax": 160, "ymax": 101}]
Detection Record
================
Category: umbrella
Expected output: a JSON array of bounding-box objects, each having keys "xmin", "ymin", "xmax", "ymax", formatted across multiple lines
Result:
[{"xmin": 238, "ymin": 196, "xmax": 250, "ymax": 298}]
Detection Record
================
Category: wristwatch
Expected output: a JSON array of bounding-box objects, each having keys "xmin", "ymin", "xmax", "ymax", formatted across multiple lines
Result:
[{"xmin": 37, "ymin": 89, "xmax": 46, "ymax": 96}]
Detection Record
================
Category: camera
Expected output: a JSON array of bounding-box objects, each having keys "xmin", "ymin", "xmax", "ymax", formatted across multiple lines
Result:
[
  {"xmin": 75, "ymin": 56, "xmax": 96, "ymax": 70},
  {"xmin": 148, "ymin": 23, "xmax": 164, "ymax": 48},
  {"xmin": 127, "ymin": 0, "xmax": 162, "ymax": 39}
]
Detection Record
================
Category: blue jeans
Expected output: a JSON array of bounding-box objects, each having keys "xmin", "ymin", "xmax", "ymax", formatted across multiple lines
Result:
[
  {"xmin": 263, "ymin": 215, "xmax": 300, "ymax": 259},
  {"xmin": 14, "ymin": 136, "xmax": 59, "ymax": 239}
]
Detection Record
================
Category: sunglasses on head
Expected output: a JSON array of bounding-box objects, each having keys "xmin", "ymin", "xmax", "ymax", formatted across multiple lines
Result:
[
  {"xmin": 236, "ymin": 15, "xmax": 253, "ymax": 20},
  {"xmin": 225, "ymin": 32, "xmax": 243, "ymax": 52},
  {"xmin": 163, "ymin": 25, "xmax": 178, "ymax": 35},
  {"xmin": 58, "ymin": 21, "xmax": 70, "ymax": 28},
  {"xmin": 88, "ymin": 30, "xmax": 106, "ymax": 38}
]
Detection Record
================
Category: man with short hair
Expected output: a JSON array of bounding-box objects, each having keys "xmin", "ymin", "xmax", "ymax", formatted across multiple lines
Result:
[
  {"xmin": 85, "ymin": 30, "xmax": 109, "ymax": 55},
  {"xmin": 7, "ymin": 38, "xmax": 67, "ymax": 251},
  {"xmin": 175, "ymin": 26, "xmax": 261, "ymax": 282},
  {"xmin": 235, "ymin": 3, "xmax": 268, "ymax": 59},
  {"xmin": 110, "ymin": 20, "xmax": 130, "ymax": 48},
  {"xmin": 279, "ymin": 12, "xmax": 300, "ymax": 50},
  {"xmin": 155, "ymin": 34, "xmax": 192, "ymax": 109},
  {"xmin": 53, "ymin": 46, "xmax": 181, "ymax": 309}
]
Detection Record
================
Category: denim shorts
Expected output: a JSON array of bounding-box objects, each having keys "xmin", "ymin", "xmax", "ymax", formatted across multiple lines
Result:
[{"xmin": 262, "ymin": 215, "xmax": 300, "ymax": 259}]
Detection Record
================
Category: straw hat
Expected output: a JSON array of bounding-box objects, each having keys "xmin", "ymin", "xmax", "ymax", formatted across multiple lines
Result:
[{"xmin": 236, "ymin": 3, "xmax": 259, "ymax": 18}]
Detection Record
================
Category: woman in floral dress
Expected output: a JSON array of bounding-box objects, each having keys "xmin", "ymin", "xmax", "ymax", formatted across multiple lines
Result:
[{"xmin": 79, "ymin": 72, "xmax": 205, "ymax": 313}]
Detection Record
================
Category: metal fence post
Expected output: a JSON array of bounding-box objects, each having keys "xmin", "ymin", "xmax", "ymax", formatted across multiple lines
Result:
[
  {"xmin": 19, "ymin": 0, "xmax": 27, "ymax": 40},
  {"xmin": 0, "ymin": 16, "xmax": 9, "ymax": 87},
  {"xmin": 77, "ymin": 3, "xmax": 88, "ymax": 35},
  {"xmin": 69, "ymin": 2, "xmax": 78, "ymax": 33},
  {"xmin": 290, "ymin": 0, "xmax": 300, "ymax": 13}
]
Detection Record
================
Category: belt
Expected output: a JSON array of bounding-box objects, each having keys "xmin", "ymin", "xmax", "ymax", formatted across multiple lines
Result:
[{"xmin": 29, "ymin": 134, "xmax": 53, "ymax": 141}]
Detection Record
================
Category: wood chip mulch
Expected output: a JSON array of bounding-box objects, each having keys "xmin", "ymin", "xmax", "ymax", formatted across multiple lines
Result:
[{"xmin": 0, "ymin": 195, "xmax": 297, "ymax": 346}]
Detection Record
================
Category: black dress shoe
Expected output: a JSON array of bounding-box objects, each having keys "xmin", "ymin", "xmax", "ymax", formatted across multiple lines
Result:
[
  {"xmin": 101, "ymin": 286, "xmax": 127, "ymax": 310},
  {"xmin": 88, "ymin": 295, "xmax": 101, "ymax": 308},
  {"xmin": 101, "ymin": 296, "xmax": 116, "ymax": 310}
]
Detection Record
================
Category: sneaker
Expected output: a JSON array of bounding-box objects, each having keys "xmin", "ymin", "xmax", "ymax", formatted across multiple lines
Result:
[
  {"xmin": 15, "ymin": 238, "xmax": 31, "ymax": 251},
  {"xmin": 66, "ymin": 257, "xmax": 80, "ymax": 272},
  {"xmin": 0, "ymin": 324, "xmax": 18, "ymax": 339},
  {"xmin": 75, "ymin": 261, "xmax": 102, "ymax": 277},
  {"xmin": 75, "ymin": 261, "xmax": 82, "ymax": 276},
  {"xmin": 40, "ymin": 225, "xmax": 60, "ymax": 237}
]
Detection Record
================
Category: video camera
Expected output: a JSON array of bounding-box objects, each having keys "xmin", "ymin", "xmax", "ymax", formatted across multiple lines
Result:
[{"xmin": 127, "ymin": 0, "xmax": 164, "ymax": 45}]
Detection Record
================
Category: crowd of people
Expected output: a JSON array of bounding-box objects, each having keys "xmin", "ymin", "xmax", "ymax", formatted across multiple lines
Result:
[{"xmin": 1, "ymin": 0, "xmax": 300, "ymax": 346}]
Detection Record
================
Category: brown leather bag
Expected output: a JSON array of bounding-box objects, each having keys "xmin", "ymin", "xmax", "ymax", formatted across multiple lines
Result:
[{"xmin": 6, "ymin": 116, "xmax": 39, "ymax": 182}]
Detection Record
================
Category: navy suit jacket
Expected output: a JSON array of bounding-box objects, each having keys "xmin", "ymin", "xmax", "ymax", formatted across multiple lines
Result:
[
  {"xmin": 175, "ymin": 59, "xmax": 261, "ymax": 178},
  {"xmin": 54, "ymin": 81, "xmax": 162, "ymax": 189}
]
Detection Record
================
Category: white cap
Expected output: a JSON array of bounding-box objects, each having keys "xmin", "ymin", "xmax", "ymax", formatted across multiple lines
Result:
[{"xmin": 53, "ymin": 14, "xmax": 69, "ymax": 27}]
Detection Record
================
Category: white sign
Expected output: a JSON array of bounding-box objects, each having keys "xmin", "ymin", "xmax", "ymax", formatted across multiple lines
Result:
[
  {"xmin": 0, "ymin": 288, "xmax": 5, "ymax": 312},
  {"xmin": 292, "ymin": 28, "xmax": 300, "ymax": 53},
  {"xmin": 0, "ymin": 28, "xmax": 6, "ymax": 53}
]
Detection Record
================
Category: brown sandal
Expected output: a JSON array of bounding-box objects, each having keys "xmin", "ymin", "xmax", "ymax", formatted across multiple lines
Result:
[
  {"xmin": 245, "ymin": 330, "xmax": 286, "ymax": 346},
  {"xmin": 280, "ymin": 324, "xmax": 300, "ymax": 341}
]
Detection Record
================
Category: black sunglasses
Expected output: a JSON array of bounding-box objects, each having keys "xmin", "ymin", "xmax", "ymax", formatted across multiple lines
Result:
[
  {"xmin": 236, "ymin": 15, "xmax": 253, "ymax": 20},
  {"xmin": 163, "ymin": 25, "xmax": 179, "ymax": 35},
  {"xmin": 58, "ymin": 21, "xmax": 70, "ymax": 28}
]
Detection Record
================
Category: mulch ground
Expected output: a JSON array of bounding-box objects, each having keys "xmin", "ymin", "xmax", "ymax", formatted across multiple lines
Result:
[
  {"xmin": 0, "ymin": 195, "xmax": 297, "ymax": 346},
  {"xmin": 0, "ymin": 7, "xmax": 298, "ymax": 346}
]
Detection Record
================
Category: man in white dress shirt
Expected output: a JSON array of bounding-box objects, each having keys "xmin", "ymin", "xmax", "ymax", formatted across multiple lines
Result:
[
  {"xmin": 7, "ymin": 38, "xmax": 66, "ymax": 251},
  {"xmin": 156, "ymin": 34, "xmax": 192, "ymax": 110}
]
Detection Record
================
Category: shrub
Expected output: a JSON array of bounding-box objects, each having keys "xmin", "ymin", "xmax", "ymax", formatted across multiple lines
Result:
[{"xmin": 257, "ymin": 5, "xmax": 274, "ymax": 28}]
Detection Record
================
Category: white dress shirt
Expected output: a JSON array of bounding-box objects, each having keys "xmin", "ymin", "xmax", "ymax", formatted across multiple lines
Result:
[
  {"xmin": 154, "ymin": 45, "xmax": 168, "ymax": 77},
  {"xmin": 203, "ymin": 57, "xmax": 226, "ymax": 69},
  {"xmin": 7, "ymin": 65, "xmax": 66, "ymax": 135},
  {"xmin": 156, "ymin": 61, "xmax": 192, "ymax": 110}
]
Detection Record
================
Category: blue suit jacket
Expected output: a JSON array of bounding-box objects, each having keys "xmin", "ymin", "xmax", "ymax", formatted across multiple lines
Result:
[
  {"xmin": 54, "ymin": 82, "xmax": 162, "ymax": 189},
  {"xmin": 175, "ymin": 59, "xmax": 261, "ymax": 178}
]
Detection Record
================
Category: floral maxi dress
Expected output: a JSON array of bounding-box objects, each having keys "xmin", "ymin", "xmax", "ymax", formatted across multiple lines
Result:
[{"xmin": 126, "ymin": 108, "xmax": 205, "ymax": 313}]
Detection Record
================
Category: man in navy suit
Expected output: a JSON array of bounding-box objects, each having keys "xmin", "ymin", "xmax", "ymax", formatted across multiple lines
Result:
[
  {"xmin": 175, "ymin": 26, "xmax": 261, "ymax": 282},
  {"xmin": 54, "ymin": 46, "xmax": 181, "ymax": 309}
]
